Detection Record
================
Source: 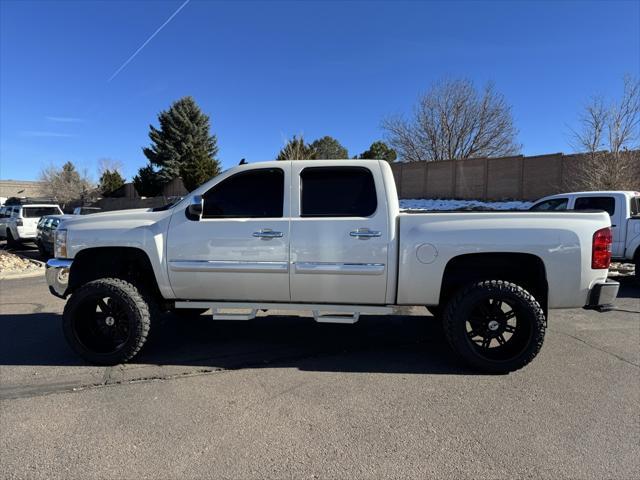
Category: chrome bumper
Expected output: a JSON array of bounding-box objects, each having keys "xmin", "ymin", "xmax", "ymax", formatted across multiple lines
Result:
[
  {"xmin": 45, "ymin": 259, "xmax": 72, "ymax": 298},
  {"xmin": 585, "ymin": 279, "xmax": 620, "ymax": 311}
]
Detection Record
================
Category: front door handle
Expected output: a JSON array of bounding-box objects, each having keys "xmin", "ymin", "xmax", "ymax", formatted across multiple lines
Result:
[
  {"xmin": 349, "ymin": 228, "xmax": 382, "ymax": 238},
  {"xmin": 253, "ymin": 229, "xmax": 284, "ymax": 239}
]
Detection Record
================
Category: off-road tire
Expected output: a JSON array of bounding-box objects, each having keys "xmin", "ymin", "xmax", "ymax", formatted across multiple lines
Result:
[
  {"xmin": 442, "ymin": 280, "xmax": 546, "ymax": 374},
  {"xmin": 63, "ymin": 278, "xmax": 151, "ymax": 365}
]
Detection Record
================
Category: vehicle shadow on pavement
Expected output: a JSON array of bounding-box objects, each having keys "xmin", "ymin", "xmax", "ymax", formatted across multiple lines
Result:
[
  {"xmin": 0, "ymin": 311, "xmax": 472, "ymax": 375},
  {"xmin": 612, "ymin": 276, "xmax": 640, "ymax": 301}
]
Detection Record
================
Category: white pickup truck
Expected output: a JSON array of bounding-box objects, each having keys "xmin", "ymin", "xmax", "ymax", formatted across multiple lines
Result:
[
  {"xmin": 531, "ymin": 191, "xmax": 640, "ymax": 279},
  {"xmin": 46, "ymin": 160, "xmax": 619, "ymax": 373}
]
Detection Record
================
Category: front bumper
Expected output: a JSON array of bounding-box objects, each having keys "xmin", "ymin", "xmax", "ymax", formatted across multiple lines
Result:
[
  {"xmin": 585, "ymin": 279, "xmax": 620, "ymax": 311},
  {"xmin": 45, "ymin": 259, "xmax": 72, "ymax": 298}
]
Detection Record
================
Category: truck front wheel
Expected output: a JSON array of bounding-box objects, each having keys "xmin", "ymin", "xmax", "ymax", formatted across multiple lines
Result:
[
  {"xmin": 442, "ymin": 280, "xmax": 546, "ymax": 374},
  {"xmin": 63, "ymin": 278, "xmax": 151, "ymax": 365}
]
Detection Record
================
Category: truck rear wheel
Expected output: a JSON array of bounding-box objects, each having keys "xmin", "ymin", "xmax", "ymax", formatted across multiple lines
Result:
[
  {"xmin": 442, "ymin": 280, "xmax": 546, "ymax": 374},
  {"xmin": 63, "ymin": 278, "xmax": 151, "ymax": 365}
]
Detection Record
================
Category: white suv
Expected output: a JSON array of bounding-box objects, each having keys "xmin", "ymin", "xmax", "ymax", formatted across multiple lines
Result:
[{"xmin": 2, "ymin": 203, "xmax": 63, "ymax": 247}]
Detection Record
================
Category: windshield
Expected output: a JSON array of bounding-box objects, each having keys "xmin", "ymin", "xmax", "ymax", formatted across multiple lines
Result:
[{"xmin": 22, "ymin": 207, "xmax": 61, "ymax": 218}]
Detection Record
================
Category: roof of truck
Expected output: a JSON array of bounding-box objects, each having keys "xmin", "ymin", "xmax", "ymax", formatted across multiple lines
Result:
[{"xmin": 536, "ymin": 191, "xmax": 639, "ymax": 201}]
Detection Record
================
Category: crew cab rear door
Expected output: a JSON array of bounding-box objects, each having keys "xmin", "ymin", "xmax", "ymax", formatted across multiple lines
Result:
[
  {"xmin": 289, "ymin": 162, "xmax": 389, "ymax": 304},
  {"xmin": 166, "ymin": 165, "xmax": 291, "ymax": 301}
]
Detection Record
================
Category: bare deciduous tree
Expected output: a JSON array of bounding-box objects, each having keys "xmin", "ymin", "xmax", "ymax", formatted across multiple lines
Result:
[
  {"xmin": 382, "ymin": 78, "xmax": 521, "ymax": 162},
  {"xmin": 570, "ymin": 75, "xmax": 640, "ymax": 190},
  {"xmin": 39, "ymin": 161, "xmax": 94, "ymax": 207},
  {"xmin": 97, "ymin": 158, "xmax": 124, "ymax": 175}
]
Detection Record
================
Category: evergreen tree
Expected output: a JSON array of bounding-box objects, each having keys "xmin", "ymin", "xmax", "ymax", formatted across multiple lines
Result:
[
  {"xmin": 276, "ymin": 135, "xmax": 317, "ymax": 160},
  {"xmin": 358, "ymin": 141, "xmax": 397, "ymax": 162},
  {"xmin": 133, "ymin": 165, "xmax": 161, "ymax": 197},
  {"xmin": 180, "ymin": 146, "xmax": 220, "ymax": 191},
  {"xmin": 309, "ymin": 136, "xmax": 349, "ymax": 159},
  {"xmin": 143, "ymin": 96, "xmax": 220, "ymax": 185},
  {"xmin": 99, "ymin": 169, "xmax": 125, "ymax": 195}
]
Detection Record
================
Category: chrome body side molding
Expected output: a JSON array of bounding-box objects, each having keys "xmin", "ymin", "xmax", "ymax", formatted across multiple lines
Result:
[
  {"xmin": 294, "ymin": 262, "xmax": 385, "ymax": 275},
  {"xmin": 169, "ymin": 260, "xmax": 288, "ymax": 273}
]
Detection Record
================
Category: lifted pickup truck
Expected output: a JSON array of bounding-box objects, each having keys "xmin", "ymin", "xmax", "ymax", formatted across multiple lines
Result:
[
  {"xmin": 46, "ymin": 160, "xmax": 619, "ymax": 373},
  {"xmin": 531, "ymin": 190, "xmax": 640, "ymax": 280}
]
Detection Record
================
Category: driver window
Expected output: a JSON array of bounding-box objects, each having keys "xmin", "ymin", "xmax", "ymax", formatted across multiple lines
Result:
[{"xmin": 202, "ymin": 168, "xmax": 284, "ymax": 219}]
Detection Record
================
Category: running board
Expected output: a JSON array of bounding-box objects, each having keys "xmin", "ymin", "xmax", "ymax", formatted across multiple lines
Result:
[
  {"xmin": 211, "ymin": 308, "xmax": 257, "ymax": 321},
  {"xmin": 313, "ymin": 311, "xmax": 360, "ymax": 324},
  {"xmin": 174, "ymin": 301, "xmax": 393, "ymax": 324}
]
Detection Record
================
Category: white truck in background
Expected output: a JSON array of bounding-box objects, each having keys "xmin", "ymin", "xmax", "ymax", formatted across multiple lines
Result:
[
  {"xmin": 531, "ymin": 191, "xmax": 640, "ymax": 279},
  {"xmin": 46, "ymin": 160, "xmax": 619, "ymax": 373}
]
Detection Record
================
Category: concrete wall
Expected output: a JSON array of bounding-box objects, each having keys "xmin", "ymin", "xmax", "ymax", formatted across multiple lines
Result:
[{"xmin": 390, "ymin": 151, "xmax": 640, "ymax": 200}]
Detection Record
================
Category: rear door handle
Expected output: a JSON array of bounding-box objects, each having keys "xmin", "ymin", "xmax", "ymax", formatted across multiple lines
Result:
[
  {"xmin": 349, "ymin": 228, "xmax": 382, "ymax": 238},
  {"xmin": 253, "ymin": 229, "xmax": 284, "ymax": 239}
]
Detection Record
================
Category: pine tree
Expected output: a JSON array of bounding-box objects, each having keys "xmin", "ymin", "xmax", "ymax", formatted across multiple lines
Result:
[
  {"xmin": 358, "ymin": 141, "xmax": 397, "ymax": 162},
  {"xmin": 309, "ymin": 136, "xmax": 349, "ymax": 159},
  {"xmin": 99, "ymin": 169, "xmax": 125, "ymax": 195},
  {"xmin": 142, "ymin": 96, "xmax": 220, "ymax": 186},
  {"xmin": 133, "ymin": 165, "xmax": 161, "ymax": 197},
  {"xmin": 276, "ymin": 135, "xmax": 317, "ymax": 160}
]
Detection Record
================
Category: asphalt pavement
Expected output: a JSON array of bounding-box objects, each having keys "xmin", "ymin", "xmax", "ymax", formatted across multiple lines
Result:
[{"xmin": 0, "ymin": 270, "xmax": 638, "ymax": 479}]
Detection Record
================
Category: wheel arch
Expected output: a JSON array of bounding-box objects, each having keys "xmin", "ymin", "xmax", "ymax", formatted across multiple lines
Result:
[
  {"xmin": 68, "ymin": 247, "xmax": 166, "ymax": 306},
  {"xmin": 439, "ymin": 252, "xmax": 548, "ymax": 314}
]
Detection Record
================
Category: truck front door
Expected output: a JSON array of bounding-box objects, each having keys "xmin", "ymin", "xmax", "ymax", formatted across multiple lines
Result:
[
  {"xmin": 166, "ymin": 166, "xmax": 291, "ymax": 301},
  {"xmin": 289, "ymin": 163, "xmax": 389, "ymax": 305}
]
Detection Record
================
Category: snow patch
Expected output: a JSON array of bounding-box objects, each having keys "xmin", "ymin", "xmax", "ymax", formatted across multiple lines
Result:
[{"xmin": 399, "ymin": 198, "xmax": 533, "ymax": 211}]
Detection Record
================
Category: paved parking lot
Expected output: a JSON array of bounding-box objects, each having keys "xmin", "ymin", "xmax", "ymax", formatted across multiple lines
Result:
[{"xmin": 0, "ymin": 264, "xmax": 638, "ymax": 479}]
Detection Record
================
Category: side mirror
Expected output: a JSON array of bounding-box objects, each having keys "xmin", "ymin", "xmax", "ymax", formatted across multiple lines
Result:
[{"xmin": 187, "ymin": 195, "xmax": 203, "ymax": 219}]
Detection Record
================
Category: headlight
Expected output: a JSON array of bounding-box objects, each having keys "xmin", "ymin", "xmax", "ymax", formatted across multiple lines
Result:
[{"xmin": 55, "ymin": 229, "xmax": 68, "ymax": 258}]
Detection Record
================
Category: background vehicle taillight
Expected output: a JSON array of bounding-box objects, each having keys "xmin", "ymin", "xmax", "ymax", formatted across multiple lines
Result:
[
  {"xmin": 16, "ymin": 219, "xmax": 23, "ymax": 226},
  {"xmin": 592, "ymin": 227, "xmax": 612, "ymax": 269}
]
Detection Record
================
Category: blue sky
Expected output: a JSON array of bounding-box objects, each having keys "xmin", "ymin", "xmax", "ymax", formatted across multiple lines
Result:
[{"xmin": 1, "ymin": 0, "xmax": 638, "ymax": 181}]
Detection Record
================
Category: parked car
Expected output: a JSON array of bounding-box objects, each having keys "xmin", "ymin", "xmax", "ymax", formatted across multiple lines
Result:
[
  {"xmin": 73, "ymin": 206, "xmax": 101, "ymax": 215},
  {"xmin": 530, "ymin": 191, "xmax": 640, "ymax": 279},
  {"xmin": 46, "ymin": 160, "xmax": 618, "ymax": 372},
  {"xmin": 0, "ymin": 205, "xmax": 13, "ymax": 238},
  {"xmin": 36, "ymin": 214, "xmax": 73, "ymax": 258},
  {"xmin": 2, "ymin": 202, "xmax": 63, "ymax": 247}
]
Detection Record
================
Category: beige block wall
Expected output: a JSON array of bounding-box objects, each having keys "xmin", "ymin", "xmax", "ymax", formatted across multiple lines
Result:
[
  {"xmin": 426, "ymin": 160, "xmax": 455, "ymax": 198},
  {"xmin": 400, "ymin": 162, "xmax": 427, "ymax": 198},
  {"xmin": 487, "ymin": 156, "xmax": 523, "ymax": 199},
  {"xmin": 455, "ymin": 158, "xmax": 486, "ymax": 199},
  {"xmin": 522, "ymin": 154, "xmax": 563, "ymax": 199}
]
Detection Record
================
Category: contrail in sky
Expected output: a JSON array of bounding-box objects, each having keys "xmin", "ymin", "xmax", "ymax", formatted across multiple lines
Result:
[{"xmin": 108, "ymin": 0, "xmax": 191, "ymax": 82}]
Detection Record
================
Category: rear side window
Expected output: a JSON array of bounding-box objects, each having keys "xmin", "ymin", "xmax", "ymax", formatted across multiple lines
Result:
[
  {"xmin": 574, "ymin": 197, "xmax": 615, "ymax": 216},
  {"xmin": 300, "ymin": 167, "xmax": 377, "ymax": 217},
  {"xmin": 202, "ymin": 168, "xmax": 284, "ymax": 218},
  {"xmin": 22, "ymin": 207, "xmax": 61, "ymax": 218},
  {"xmin": 530, "ymin": 198, "xmax": 568, "ymax": 211}
]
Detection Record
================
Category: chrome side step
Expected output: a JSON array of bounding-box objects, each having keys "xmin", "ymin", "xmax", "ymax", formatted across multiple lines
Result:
[
  {"xmin": 211, "ymin": 308, "xmax": 257, "ymax": 321},
  {"xmin": 312, "ymin": 311, "xmax": 360, "ymax": 324},
  {"xmin": 174, "ymin": 301, "xmax": 394, "ymax": 324}
]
